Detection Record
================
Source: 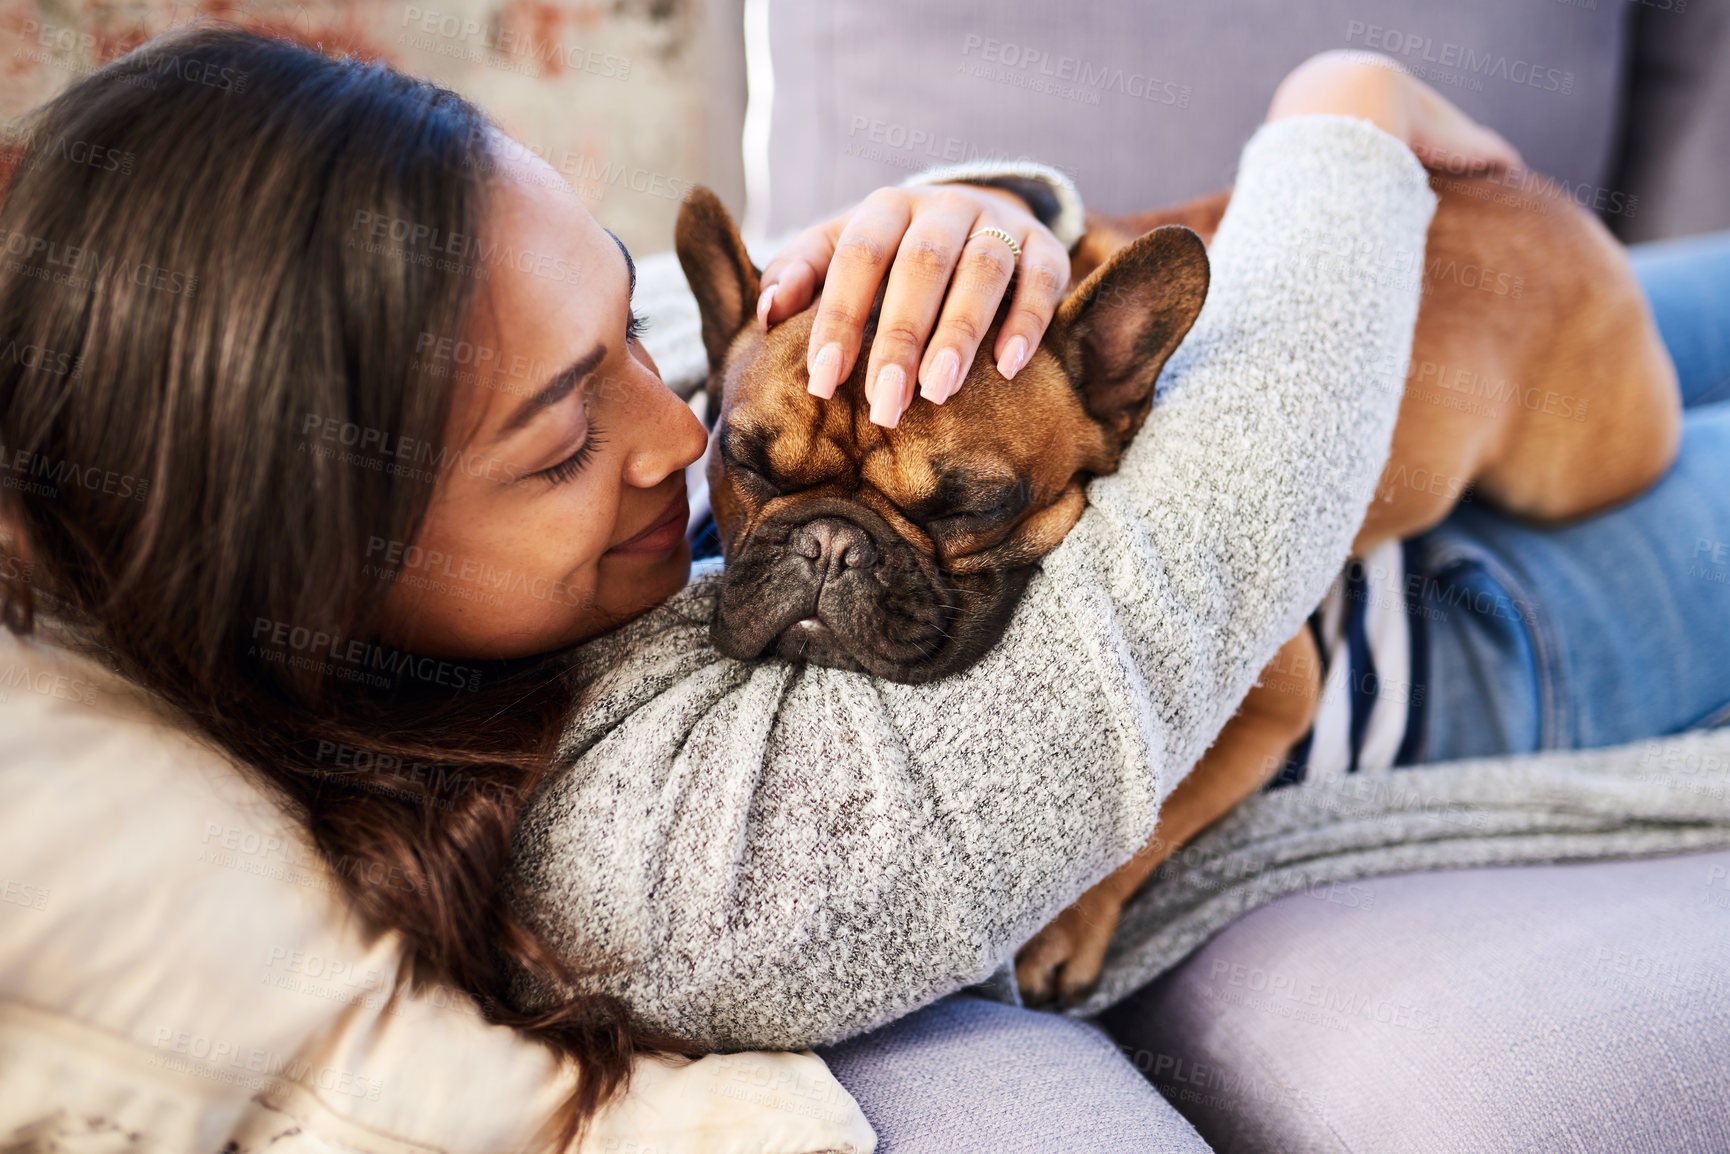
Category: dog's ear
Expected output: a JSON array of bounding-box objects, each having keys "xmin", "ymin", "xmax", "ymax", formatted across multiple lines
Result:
[
  {"xmin": 674, "ymin": 186, "xmax": 761, "ymax": 388},
  {"xmin": 1053, "ymin": 225, "xmax": 1209, "ymax": 448}
]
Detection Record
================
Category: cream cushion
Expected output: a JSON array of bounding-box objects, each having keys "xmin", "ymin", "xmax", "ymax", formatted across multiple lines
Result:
[{"xmin": 0, "ymin": 624, "xmax": 875, "ymax": 1153}]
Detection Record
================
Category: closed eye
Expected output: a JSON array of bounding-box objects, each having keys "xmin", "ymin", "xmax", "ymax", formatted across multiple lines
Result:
[
  {"xmin": 719, "ymin": 426, "xmax": 793, "ymax": 495},
  {"xmin": 926, "ymin": 483, "xmax": 1028, "ymax": 531},
  {"xmin": 723, "ymin": 452, "xmax": 783, "ymax": 495},
  {"xmin": 534, "ymin": 421, "xmax": 606, "ymax": 485}
]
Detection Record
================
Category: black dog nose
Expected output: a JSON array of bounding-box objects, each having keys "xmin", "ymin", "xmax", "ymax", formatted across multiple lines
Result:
[{"xmin": 791, "ymin": 517, "xmax": 879, "ymax": 575}]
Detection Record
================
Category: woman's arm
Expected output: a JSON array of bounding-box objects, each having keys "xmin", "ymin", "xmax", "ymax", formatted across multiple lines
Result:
[{"xmin": 511, "ymin": 65, "xmax": 1460, "ymax": 1051}]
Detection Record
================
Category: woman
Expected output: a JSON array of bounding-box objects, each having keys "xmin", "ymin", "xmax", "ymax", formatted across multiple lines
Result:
[{"xmin": 0, "ymin": 26, "xmax": 1717, "ymax": 1149}]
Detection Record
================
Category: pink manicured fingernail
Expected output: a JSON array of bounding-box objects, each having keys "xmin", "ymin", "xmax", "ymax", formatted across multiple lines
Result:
[
  {"xmin": 756, "ymin": 283, "xmax": 777, "ymax": 328},
  {"xmin": 921, "ymin": 348, "xmax": 960, "ymax": 404},
  {"xmin": 871, "ymin": 364, "xmax": 905, "ymax": 427},
  {"xmin": 808, "ymin": 342, "xmax": 842, "ymax": 398},
  {"xmin": 996, "ymin": 334, "xmax": 1029, "ymax": 380}
]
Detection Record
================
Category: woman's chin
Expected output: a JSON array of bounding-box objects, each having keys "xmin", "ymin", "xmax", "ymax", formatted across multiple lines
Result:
[
  {"xmin": 624, "ymin": 538, "xmax": 694, "ymax": 610},
  {"xmin": 571, "ymin": 541, "xmax": 694, "ymax": 641},
  {"xmin": 380, "ymin": 543, "xmax": 696, "ymax": 661}
]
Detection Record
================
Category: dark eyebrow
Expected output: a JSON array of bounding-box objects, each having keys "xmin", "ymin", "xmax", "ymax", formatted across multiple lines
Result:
[
  {"xmin": 495, "ymin": 232, "xmax": 634, "ymax": 440},
  {"xmin": 497, "ymin": 343, "xmax": 606, "ymax": 439}
]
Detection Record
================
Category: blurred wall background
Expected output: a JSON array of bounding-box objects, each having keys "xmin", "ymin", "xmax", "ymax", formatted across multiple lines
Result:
[
  {"xmin": 3, "ymin": 0, "xmax": 1727, "ymax": 255},
  {"xmin": 0, "ymin": 0, "xmax": 747, "ymax": 254}
]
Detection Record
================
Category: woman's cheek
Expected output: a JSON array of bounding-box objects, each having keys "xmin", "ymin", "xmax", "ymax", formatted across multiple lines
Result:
[{"xmin": 563, "ymin": 562, "xmax": 604, "ymax": 620}]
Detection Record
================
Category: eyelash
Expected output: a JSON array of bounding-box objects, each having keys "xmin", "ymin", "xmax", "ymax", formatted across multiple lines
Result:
[
  {"xmin": 535, "ymin": 419, "xmax": 606, "ymax": 486},
  {"xmin": 530, "ymin": 305, "xmax": 638, "ymax": 486}
]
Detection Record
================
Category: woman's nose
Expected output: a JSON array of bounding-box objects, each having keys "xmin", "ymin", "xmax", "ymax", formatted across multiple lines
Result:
[{"xmin": 619, "ymin": 360, "xmax": 709, "ymax": 490}]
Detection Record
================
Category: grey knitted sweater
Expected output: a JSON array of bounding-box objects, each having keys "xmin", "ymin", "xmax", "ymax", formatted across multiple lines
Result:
[{"xmin": 507, "ymin": 115, "xmax": 1448, "ymax": 1049}]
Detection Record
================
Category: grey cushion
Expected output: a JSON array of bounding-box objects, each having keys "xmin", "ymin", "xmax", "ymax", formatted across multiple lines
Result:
[
  {"xmin": 820, "ymin": 992, "xmax": 1214, "ymax": 1153},
  {"xmin": 1614, "ymin": 3, "xmax": 1730, "ymax": 243},
  {"xmin": 1097, "ymin": 849, "xmax": 1730, "ymax": 1153},
  {"xmin": 765, "ymin": 0, "xmax": 1631, "ymax": 232}
]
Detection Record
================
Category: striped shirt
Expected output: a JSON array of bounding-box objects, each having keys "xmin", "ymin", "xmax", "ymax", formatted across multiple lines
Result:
[{"xmin": 1270, "ymin": 539, "xmax": 1429, "ymax": 788}]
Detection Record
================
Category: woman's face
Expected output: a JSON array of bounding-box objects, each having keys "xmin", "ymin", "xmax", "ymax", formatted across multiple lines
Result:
[{"xmin": 380, "ymin": 135, "xmax": 708, "ymax": 659}]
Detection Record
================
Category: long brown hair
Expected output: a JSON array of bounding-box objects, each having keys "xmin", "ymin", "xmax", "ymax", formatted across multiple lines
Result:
[{"xmin": 0, "ymin": 23, "xmax": 692, "ymax": 1143}]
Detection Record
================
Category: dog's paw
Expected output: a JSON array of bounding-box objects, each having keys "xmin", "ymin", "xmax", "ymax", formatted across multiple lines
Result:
[{"xmin": 1014, "ymin": 891, "xmax": 1128, "ymax": 1010}]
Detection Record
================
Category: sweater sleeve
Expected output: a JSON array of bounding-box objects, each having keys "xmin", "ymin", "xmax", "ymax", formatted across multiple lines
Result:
[
  {"xmin": 898, "ymin": 158, "xmax": 1087, "ymax": 250},
  {"xmin": 509, "ymin": 116, "xmax": 1437, "ymax": 1050}
]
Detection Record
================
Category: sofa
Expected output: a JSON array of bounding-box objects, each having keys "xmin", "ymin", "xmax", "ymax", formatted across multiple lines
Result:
[
  {"xmin": 757, "ymin": 0, "xmax": 1730, "ymax": 247},
  {"xmin": 747, "ymin": 2, "xmax": 1730, "ymax": 1150},
  {"xmin": 5, "ymin": 3, "xmax": 1728, "ymax": 1151}
]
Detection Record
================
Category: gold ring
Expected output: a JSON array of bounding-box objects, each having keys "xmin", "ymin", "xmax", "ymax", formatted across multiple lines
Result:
[{"xmin": 967, "ymin": 226, "xmax": 1022, "ymax": 258}]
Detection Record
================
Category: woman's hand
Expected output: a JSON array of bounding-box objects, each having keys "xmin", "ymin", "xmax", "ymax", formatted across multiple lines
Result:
[
  {"xmin": 1267, "ymin": 50, "xmax": 1523, "ymax": 175},
  {"xmin": 755, "ymin": 183, "xmax": 1071, "ymax": 427}
]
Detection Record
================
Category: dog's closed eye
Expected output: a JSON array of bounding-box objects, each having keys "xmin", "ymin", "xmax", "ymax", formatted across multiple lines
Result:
[
  {"xmin": 920, "ymin": 479, "xmax": 1029, "ymax": 533},
  {"xmin": 720, "ymin": 426, "xmax": 787, "ymax": 494},
  {"xmin": 727, "ymin": 457, "xmax": 782, "ymax": 496}
]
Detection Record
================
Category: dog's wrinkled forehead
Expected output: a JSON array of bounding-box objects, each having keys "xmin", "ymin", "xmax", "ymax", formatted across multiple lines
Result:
[{"xmin": 717, "ymin": 304, "xmax": 1090, "ymax": 498}]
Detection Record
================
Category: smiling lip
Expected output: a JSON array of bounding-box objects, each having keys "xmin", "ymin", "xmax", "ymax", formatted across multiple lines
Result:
[{"xmin": 606, "ymin": 481, "xmax": 689, "ymax": 557}]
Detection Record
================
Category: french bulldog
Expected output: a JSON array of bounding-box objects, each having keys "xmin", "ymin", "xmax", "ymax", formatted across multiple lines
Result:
[
  {"xmin": 675, "ymin": 190, "xmax": 1208, "ymax": 684},
  {"xmin": 674, "ymin": 166, "xmax": 1680, "ymax": 1006}
]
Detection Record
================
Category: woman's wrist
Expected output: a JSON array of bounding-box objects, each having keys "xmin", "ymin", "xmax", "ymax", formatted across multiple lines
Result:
[{"xmin": 898, "ymin": 160, "xmax": 1086, "ymax": 251}]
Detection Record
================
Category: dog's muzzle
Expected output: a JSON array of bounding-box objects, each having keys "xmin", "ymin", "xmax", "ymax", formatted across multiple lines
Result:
[
  {"xmin": 772, "ymin": 516, "xmax": 881, "ymax": 667},
  {"xmin": 711, "ymin": 499, "xmax": 954, "ymax": 678}
]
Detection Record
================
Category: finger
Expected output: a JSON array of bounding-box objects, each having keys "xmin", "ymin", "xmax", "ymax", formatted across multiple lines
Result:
[
  {"xmin": 753, "ymin": 257, "xmax": 819, "ymax": 328},
  {"xmin": 857, "ymin": 192, "xmax": 981, "ymax": 425},
  {"xmin": 1486, "ymin": 128, "xmax": 1524, "ymax": 173},
  {"xmin": 913, "ymin": 223, "xmax": 1020, "ymax": 405},
  {"xmin": 757, "ymin": 216, "xmax": 843, "ymax": 327},
  {"xmin": 984, "ymin": 229, "xmax": 1068, "ymax": 392},
  {"xmin": 804, "ymin": 190, "xmax": 914, "ymax": 401},
  {"xmin": 758, "ymin": 218, "xmax": 842, "ymax": 330}
]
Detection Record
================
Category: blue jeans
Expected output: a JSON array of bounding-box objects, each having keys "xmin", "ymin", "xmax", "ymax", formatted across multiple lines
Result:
[{"xmin": 1410, "ymin": 231, "xmax": 1730, "ymax": 761}]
